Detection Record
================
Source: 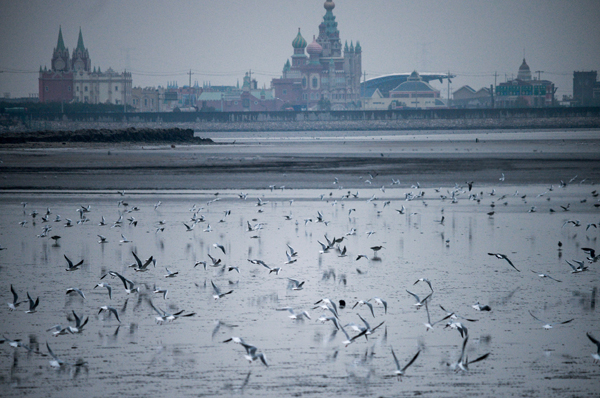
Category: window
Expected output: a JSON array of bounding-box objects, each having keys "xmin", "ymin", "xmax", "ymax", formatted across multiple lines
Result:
[
  {"xmin": 84, "ymin": 86, "xmax": 88, "ymax": 92},
  {"xmin": 283, "ymin": 89, "xmax": 287, "ymax": 95},
  {"xmin": 76, "ymin": 86, "xmax": 79, "ymax": 92},
  {"xmin": 115, "ymin": 86, "xmax": 118, "ymax": 92},
  {"xmin": 312, "ymin": 77, "xmax": 318, "ymax": 89},
  {"xmin": 68, "ymin": 86, "xmax": 71, "ymax": 91},
  {"xmin": 144, "ymin": 98, "xmax": 148, "ymax": 106},
  {"xmin": 45, "ymin": 86, "xmax": 49, "ymax": 92}
]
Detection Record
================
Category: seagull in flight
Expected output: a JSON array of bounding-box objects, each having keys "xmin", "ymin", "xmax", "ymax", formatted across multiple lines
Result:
[
  {"xmin": 528, "ymin": 310, "xmax": 574, "ymax": 330},
  {"xmin": 450, "ymin": 336, "xmax": 490, "ymax": 372},
  {"xmin": 369, "ymin": 297, "xmax": 388, "ymax": 314},
  {"xmin": 391, "ymin": 348, "xmax": 420, "ymax": 380},
  {"xmin": 211, "ymin": 280, "xmax": 233, "ymax": 299},
  {"xmin": 64, "ymin": 254, "xmax": 83, "ymax": 271},
  {"xmin": 113, "ymin": 272, "xmax": 139, "ymax": 294},
  {"xmin": 46, "ymin": 342, "xmax": 86, "ymax": 368},
  {"xmin": 276, "ymin": 307, "xmax": 311, "ymax": 320},
  {"xmin": 65, "ymin": 287, "xmax": 86, "ymax": 299},
  {"xmin": 94, "ymin": 283, "xmax": 112, "ymax": 299},
  {"xmin": 488, "ymin": 252, "xmax": 520, "ymax": 272},
  {"xmin": 413, "ymin": 278, "xmax": 434, "ymax": 292},
  {"xmin": 286, "ymin": 278, "xmax": 305, "ymax": 290},
  {"xmin": 406, "ymin": 290, "xmax": 432, "ymax": 309},
  {"xmin": 530, "ymin": 270, "xmax": 562, "ymax": 282},
  {"xmin": 423, "ymin": 300, "xmax": 452, "ymax": 331},
  {"xmin": 565, "ymin": 259, "xmax": 588, "ymax": 273},
  {"xmin": 98, "ymin": 306, "xmax": 121, "ymax": 323},
  {"xmin": 352, "ymin": 300, "xmax": 374, "ymax": 318},
  {"xmin": 25, "ymin": 292, "xmax": 40, "ymax": 313},
  {"xmin": 213, "ymin": 243, "xmax": 226, "ymax": 254},
  {"xmin": 285, "ymin": 250, "xmax": 297, "ymax": 264},
  {"xmin": 7, "ymin": 284, "xmax": 24, "ymax": 311},
  {"xmin": 582, "ymin": 247, "xmax": 599, "ymax": 262},
  {"xmin": 586, "ymin": 332, "xmax": 600, "ymax": 363}
]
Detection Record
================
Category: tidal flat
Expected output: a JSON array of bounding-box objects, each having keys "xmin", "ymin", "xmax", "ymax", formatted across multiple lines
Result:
[
  {"xmin": 0, "ymin": 184, "xmax": 598, "ymax": 397},
  {"xmin": 0, "ymin": 129, "xmax": 599, "ymax": 397}
]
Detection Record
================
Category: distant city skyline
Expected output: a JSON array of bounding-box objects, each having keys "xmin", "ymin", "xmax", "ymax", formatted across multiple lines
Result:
[{"xmin": 1, "ymin": 0, "xmax": 599, "ymax": 99}]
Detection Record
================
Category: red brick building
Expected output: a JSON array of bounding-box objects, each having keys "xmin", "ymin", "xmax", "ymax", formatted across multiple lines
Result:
[{"xmin": 38, "ymin": 27, "xmax": 74, "ymax": 103}]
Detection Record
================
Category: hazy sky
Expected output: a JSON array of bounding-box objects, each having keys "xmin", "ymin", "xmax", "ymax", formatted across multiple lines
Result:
[{"xmin": 1, "ymin": 0, "xmax": 599, "ymax": 99}]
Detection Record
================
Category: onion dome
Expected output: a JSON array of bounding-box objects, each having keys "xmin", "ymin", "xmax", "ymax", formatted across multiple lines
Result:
[
  {"xmin": 307, "ymin": 35, "xmax": 323, "ymax": 55},
  {"xmin": 324, "ymin": 0, "xmax": 335, "ymax": 11},
  {"xmin": 292, "ymin": 28, "xmax": 307, "ymax": 49}
]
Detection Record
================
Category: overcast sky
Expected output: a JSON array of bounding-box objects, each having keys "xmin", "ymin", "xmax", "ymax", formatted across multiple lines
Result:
[{"xmin": 1, "ymin": 0, "xmax": 599, "ymax": 99}]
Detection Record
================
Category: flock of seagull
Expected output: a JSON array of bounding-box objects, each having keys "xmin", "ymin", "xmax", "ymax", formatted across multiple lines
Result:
[{"xmin": 1, "ymin": 172, "xmax": 600, "ymax": 389}]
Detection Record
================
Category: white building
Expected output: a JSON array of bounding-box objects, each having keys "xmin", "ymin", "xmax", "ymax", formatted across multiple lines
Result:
[
  {"xmin": 69, "ymin": 28, "xmax": 132, "ymax": 106},
  {"xmin": 363, "ymin": 71, "xmax": 447, "ymax": 110}
]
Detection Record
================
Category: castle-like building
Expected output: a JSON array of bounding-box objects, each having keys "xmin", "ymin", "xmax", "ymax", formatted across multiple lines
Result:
[
  {"xmin": 39, "ymin": 27, "xmax": 132, "ymax": 105},
  {"xmin": 271, "ymin": 0, "xmax": 362, "ymax": 110}
]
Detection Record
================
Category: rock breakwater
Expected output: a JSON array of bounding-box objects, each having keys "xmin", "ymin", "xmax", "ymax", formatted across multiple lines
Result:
[{"xmin": 0, "ymin": 127, "xmax": 213, "ymax": 145}]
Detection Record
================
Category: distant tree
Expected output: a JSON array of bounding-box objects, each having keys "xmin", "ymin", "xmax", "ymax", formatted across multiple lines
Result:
[{"xmin": 317, "ymin": 98, "xmax": 331, "ymax": 111}]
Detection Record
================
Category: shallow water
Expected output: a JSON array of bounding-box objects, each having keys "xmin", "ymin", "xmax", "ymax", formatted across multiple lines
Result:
[{"xmin": 0, "ymin": 183, "xmax": 598, "ymax": 397}]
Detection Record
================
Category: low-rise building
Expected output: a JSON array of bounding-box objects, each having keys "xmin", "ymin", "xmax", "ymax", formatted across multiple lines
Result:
[
  {"xmin": 131, "ymin": 87, "xmax": 160, "ymax": 112},
  {"xmin": 495, "ymin": 59, "xmax": 555, "ymax": 108},
  {"xmin": 197, "ymin": 73, "xmax": 283, "ymax": 112},
  {"xmin": 363, "ymin": 71, "xmax": 446, "ymax": 110},
  {"xmin": 573, "ymin": 71, "xmax": 600, "ymax": 106},
  {"xmin": 452, "ymin": 85, "xmax": 492, "ymax": 108}
]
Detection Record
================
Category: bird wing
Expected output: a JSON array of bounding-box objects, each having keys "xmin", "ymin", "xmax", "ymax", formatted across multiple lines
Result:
[
  {"xmin": 502, "ymin": 256, "xmax": 520, "ymax": 272},
  {"xmin": 468, "ymin": 352, "xmax": 490, "ymax": 365},
  {"xmin": 587, "ymin": 332, "xmax": 600, "ymax": 348},
  {"xmin": 211, "ymin": 280, "xmax": 221, "ymax": 295},
  {"xmin": 528, "ymin": 310, "xmax": 544, "ymax": 323},
  {"xmin": 406, "ymin": 290, "xmax": 420, "ymax": 302},
  {"xmin": 402, "ymin": 350, "xmax": 421, "ymax": 372},
  {"xmin": 391, "ymin": 348, "xmax": 401, "ymax": 370},
  {"xmin": 109, "ymin": 307, "xmax": 121, "ymax": 322},
  {"xmin": 64, "ymin": 254, "xmax": 73, "ymax": 268},
  {"xmin": 132, "ymin": 251, "xmax": 143, "ymax": 267},
  {"xmin": 10, "ymin": 284, "xmax": 18, "ymax": 303}
]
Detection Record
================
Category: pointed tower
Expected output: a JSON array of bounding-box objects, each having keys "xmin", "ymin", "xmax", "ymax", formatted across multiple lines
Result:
[
  {"xmin": 51, "ymin": 26, "xmax": 70, "ymax": 72},
  {"xmin": 72, "ymin": 27, "xmax": 91, "ymax": 72},
  {"xmin": 317, "ymin": 0, "xmax": 341, "ymax": 57}
]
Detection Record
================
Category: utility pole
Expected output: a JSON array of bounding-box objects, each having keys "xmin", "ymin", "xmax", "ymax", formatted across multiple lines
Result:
[
  {"xmin": 188, "ymin": 69, "xmax": 193, "ymax": 87},
  {"xmin": 535, "ymin": 70, "xmax": 543, "ymax": 80},
  {"xmin": 447, "ymin": 71, "xmax": 451, "ymax": 103}
]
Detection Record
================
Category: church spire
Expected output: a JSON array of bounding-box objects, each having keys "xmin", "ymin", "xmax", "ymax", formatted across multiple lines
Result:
[
  {"xmin": 56, "ymin": 26, "xmax": 66, "ymax": 52},
  {"xmin": 72, "ymin": 27, "xmax": 91, "ymax": 72},
  {"xmin": 76, "ymin": 27, "xmax": 85, "ymax": 52}
]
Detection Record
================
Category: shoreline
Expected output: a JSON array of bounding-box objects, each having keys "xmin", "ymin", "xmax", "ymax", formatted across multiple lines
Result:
[
  {"xmin": 1, "ymin": 129, "xmax": 599, "ymax": 190},
  {"xmin": 3, "ymin": 115, "xmax": 600, "ymax": 134}
]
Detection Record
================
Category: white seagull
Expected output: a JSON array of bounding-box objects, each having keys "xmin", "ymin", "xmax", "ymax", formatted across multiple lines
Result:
[{"xmin": 391, "ymin": 348, "xmax": 420, "ymax": 380}]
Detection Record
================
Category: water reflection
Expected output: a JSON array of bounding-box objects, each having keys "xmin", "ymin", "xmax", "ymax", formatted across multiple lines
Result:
[{"xmin": 0, "ymin": 185, "xmax": 598, "ymax": 396}]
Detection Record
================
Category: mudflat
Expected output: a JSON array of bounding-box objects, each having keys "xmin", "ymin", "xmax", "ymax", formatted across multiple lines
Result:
[{"xmin": 0, "ymin": 128, "xmax": 599, "ymax": 190}]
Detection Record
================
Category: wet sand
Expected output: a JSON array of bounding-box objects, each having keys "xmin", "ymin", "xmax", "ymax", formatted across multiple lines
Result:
[
  {"xmin": 0, "ymin": 128, "xmax": 599, "ymax": 397},
  {"xmin": 0, "ymin": 129, "xmax": 599, "ymax": 190}
]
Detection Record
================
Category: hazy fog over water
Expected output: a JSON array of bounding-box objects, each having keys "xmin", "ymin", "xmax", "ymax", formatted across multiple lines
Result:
[{"xmin": 1, "ymin": 0, "xmax": 599, "ymax": 99}]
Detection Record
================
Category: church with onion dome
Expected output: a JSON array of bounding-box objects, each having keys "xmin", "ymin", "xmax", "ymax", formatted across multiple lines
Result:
[{"xmin": 271, "ymin": 0, "xmax": 362, "ymax": 110}]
